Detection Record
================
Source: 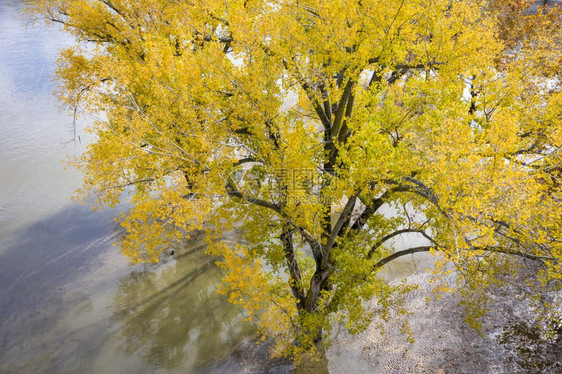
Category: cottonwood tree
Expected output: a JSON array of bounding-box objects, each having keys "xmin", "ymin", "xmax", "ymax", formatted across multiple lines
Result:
[{"xmin": 32, "ymin": 0, "xmax": 560, "ymax": 358}]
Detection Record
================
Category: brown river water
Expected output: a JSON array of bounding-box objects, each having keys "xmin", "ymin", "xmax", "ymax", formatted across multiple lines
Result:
[{"xmin": 0, "ymin": 2, "xmax": 267, "ymax": 372}]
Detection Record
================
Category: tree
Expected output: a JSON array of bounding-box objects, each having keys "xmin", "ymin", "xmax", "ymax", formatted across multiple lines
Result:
[{"xmin": 31, "ymin": 0, "xmax": 560, "ymax": 359}]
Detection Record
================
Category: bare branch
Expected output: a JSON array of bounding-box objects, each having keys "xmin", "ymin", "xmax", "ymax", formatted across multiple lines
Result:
[
  {"xmin": 367, "ymin": 228, "xmax": 437, "ymax": 259},
  {"xmin": 372, "ymin": 246, "xmax": 433, "ymax": 270}
]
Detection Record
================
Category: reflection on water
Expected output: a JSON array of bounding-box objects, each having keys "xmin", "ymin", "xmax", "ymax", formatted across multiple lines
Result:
[
  {"xmin": 111, "ymin": 232, "xmax": 255, "ymax": 371},
  {"xmin": 0, "ymin": 1, "xmax": 260, "ymax": 373},
  {"xmin": 0, "ymin": 0, "xmax": 82, "ymax": 243}
]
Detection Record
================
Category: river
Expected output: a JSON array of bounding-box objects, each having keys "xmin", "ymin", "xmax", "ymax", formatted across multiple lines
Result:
[{"xmin": 0, "ymin": 1, "xmax": 267, "ymax": 372}]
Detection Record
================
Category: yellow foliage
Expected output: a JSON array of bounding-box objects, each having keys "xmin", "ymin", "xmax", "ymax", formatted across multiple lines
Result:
[{"xmin": 30, "ymin": 0, "xmax": 561, "ymax": 359}]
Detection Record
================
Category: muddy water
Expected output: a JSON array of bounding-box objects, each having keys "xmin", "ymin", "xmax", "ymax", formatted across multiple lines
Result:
[{"xmin": 0, "ymin": 2, "xmax": 258, "ymax": 373}]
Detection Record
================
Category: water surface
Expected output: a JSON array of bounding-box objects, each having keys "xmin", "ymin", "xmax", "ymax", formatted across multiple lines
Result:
[{"xmin": 0, "ymin": 2, "xmax": 259, "ymax": 372}]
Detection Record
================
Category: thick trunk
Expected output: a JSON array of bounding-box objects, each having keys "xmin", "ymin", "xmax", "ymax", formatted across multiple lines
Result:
[
  {"xmin": 304, "ymin": 269, "xmax": 331, "ymax": 313},
  {"xmin": 281, "ymin": 226, "xmax": 306, "ymax": 309},
  {"xmin": 303, "ymin": 266, "xmax": 332, "ymax": 343}
]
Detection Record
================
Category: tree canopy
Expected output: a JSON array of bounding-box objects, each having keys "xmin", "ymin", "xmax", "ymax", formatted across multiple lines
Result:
[{"xmin": 32, "ymin": 0, "xmax": 561, "ymax": 359}]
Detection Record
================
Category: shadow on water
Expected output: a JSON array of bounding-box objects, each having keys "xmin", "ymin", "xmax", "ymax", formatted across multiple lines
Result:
[
  {"xmin": 0, "ymin": 204, "xmax": 124, "ymax": 371},
  {"xmin": 0, "ymin": 205, "xmax": 272, "ymax": 373},
  {"xmin": 0, "ymin": 203, "xmax": 433, "ymax": 373},
  {"xmin": 109, "ymin": 231, "xmax": 259, "ymax": 372},
  {"xmin": 0, "ymin": 204, "xmax": 121, "ymax": 324},
  {"xmin": 107, "ymin": 230, "xmax": 293, "ymax": 373}
]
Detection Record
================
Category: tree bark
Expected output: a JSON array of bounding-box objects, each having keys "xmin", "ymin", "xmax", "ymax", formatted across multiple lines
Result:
[{"xmin": 281, "ymin": 225, "xmax": 306, "ymax": 310}]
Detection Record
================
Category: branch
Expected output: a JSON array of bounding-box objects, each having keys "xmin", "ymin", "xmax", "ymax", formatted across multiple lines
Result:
[
  {"xmin": 326, "ymin": 195, "xmax": 358, "ymax": 252},
  {"xmin": 192, "ymin": 30, "xmax": 233, "ymax": 44},
  {"xmin": 371, "ymin": 243, "xmax": 555, "ymax": 275},
  {"xmin": 366, "ymin": 229, "xmax": 436, "ymax": 259},
  {"xmin": 281, "ymin": 58, "xmax": 332, "ymax": 129},
  {"xmin": 281, "ymin": 226, "xmax": 305, "ymax": 308},
  {"xmin": 367, "ymin": 61, "xmax": 442, "ymax": 86},
  {"xmin": 372, "ymin": 246, "xmax": 432, "ymax": 270},
  {"xmin": 225, "ymin": 180, "xmax": 281, "ymax": 212},
  {"xmin": 349, "ymin": 185, "xmax": 411, "ymax": 233},
  {"xmin": 234, "ymin": 157, "xmax": 258, "ymax": 166},
  {"xmin": 384, "ymin": 177, "xmax": 449, "ymax": 219},
  {"xmin": 470, "ymin": 245, "xmax": 556, "ymax": 263},
  {"xmin": 293, "ymin": 224, "xmax": 323, "ymax": 267},
  {"xmin": 350, "ymin": 193, "xmax": 387, "ymax": 232},
  {"xmin": 332, "ymin": 79, "xmax": 354, "ymax": 137},
  {"xmin": 337, "ymin": 89, "xmax": 355, "ymax": 144},
  {"xmin": 98, "ymin": 0, "xmax": 124, "ymax": 17}
]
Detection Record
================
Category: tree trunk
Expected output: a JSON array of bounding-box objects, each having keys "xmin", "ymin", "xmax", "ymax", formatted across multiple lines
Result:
[{"xmin": 293, "ymin": 340, "xmax": 329, "ymax": 374}]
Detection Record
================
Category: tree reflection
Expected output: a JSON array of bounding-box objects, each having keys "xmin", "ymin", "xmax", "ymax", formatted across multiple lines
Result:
[{"xmin": 111, "ymin": 234, "xmax": 256, "ymax": 371}]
